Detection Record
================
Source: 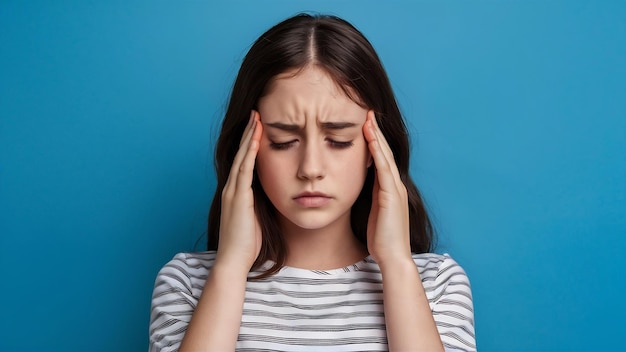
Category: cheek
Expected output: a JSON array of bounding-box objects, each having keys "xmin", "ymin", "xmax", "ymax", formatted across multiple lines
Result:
[
  {"xmin": 255, "ymin": 147, "xmax": 288, "ymax": 185},
  {"xmin": 344, "ymin": 139, "xmax": 370, "ymax": 167},
  {"xmin": 255, "ymin": 151, "xmax": 274, "ymax": 198},
  {"xmin": 255, "ymin": 148, "xmax": 272, "ymax": 180}
]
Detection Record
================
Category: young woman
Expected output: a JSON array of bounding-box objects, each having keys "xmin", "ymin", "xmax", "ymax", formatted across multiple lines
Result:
[{"xmin": 150, "ymin": 14, "xmax": 475, "ymax": 352}]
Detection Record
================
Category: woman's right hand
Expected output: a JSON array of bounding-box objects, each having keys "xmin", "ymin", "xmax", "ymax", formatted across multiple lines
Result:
[{"xmin": 216, "ymin": 110, "xmax": 264, "ymax": 272}]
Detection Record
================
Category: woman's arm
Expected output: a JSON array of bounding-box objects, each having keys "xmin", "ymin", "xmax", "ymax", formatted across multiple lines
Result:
[
  {"xmin": 379, "ymin": 259, "xmax": 444, "ymax": 351},
  {"xmin": 177, "ymin": 263, "xmax": 249, "ymax": 351},
  {"xmin": 148, "ymin": 253, "xmax": 249, "ymax": 352},
  {"xmin": 178, "ymin": 111, "xmax": 264, "ymax": 351},
  {"xmin": 363, "ymin": 111, "xmax": 444, "ymax": 351}
]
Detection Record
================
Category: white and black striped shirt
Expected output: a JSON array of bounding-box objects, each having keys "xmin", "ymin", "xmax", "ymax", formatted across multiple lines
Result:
[{"xmin": 150, "ymin": 251, "xmax": 475, "ymax": 351}]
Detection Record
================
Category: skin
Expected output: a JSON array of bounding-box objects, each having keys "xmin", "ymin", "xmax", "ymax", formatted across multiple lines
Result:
[{"xmin": 179, "ymin": 66, "xmax": 444, "ymax": 351}]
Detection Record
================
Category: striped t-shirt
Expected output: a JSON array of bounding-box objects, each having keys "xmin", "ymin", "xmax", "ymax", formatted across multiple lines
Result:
[{"xmin": 149, "ymin": 251, "xmax": 475, "ymax": 351}]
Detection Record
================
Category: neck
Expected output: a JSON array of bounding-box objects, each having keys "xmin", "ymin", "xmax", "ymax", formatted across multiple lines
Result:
[{"xmin": 278, "ymin": 213, "xmax": 368, "ymax": 270}]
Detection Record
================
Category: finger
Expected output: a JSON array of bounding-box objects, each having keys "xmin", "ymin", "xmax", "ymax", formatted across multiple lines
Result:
[
  {"xmin": 364, "ymin": 111, "xmax": 401, "ymax": 191},
  {"xmin": 235, "ymin": 111, "xmax": 263, "ymax": 192},
  {"xmin": 234, "ymin": 111, "xmax": 257, "ymax": 164},
  {"xmin": 370, "ymin": 112, "xmax": 406, "ymax": 195},
  {"xmin": 224, "ymin": 111, "xmax": 257, "ymax": 197},
  {"xmin": 370, "ymin": 111, "xmax": 403, "ymax": 184},
  {"xmin": 239, "ymin": 111, "xmax": 255, "ymax": 147}
]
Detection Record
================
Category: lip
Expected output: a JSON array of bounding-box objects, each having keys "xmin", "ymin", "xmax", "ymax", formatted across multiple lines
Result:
[{"xmin": 293, "ymin": 192, "xmax": 332, "ymax": 207}]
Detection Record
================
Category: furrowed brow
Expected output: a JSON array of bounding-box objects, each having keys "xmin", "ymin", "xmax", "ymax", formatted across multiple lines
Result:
[
  {"xmin": 321, "ymin": 122, "xmax": 357, "ymax": 130},
  {"xmin": 265, "ymin": 122, "xmax": 301, "ymax": 131},
  {"xmin": 265, "ymin": 122, "xmax": 357, "ymax": 131}
]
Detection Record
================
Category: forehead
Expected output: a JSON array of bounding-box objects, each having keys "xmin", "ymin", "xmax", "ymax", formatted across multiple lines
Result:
[{"xmin": 258, "ymin": 66, "xmax": 366, "ymax": 123}]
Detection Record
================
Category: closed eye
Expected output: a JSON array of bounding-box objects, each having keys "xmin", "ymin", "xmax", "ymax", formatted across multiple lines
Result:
[
  {"xmin": 328, "ymin": 139, "xmax": 354, "ymax": 149},
  {"xmin": 269, "ymin": 139, "xmax": 353, "ymax": 150},
  {"xmin": 269, "ymin": 140, "xmax": 297, "ymax": 150}
]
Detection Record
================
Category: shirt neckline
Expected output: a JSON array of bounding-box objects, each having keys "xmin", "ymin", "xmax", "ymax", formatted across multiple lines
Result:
[{"xmin": 261, "ymin": 255, "xmax": 376, "ymax": 276}]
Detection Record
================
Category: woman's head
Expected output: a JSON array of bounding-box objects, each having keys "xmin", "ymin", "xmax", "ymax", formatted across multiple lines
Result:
[{"xmin": 208, "ymin": 13, "xmax": 434, "ymax": 274}]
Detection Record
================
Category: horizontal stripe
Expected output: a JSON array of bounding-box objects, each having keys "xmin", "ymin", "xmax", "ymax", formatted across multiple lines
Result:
[{"xmin": 242, "ymin": 308, "xmax": 385, "ymax": 321}]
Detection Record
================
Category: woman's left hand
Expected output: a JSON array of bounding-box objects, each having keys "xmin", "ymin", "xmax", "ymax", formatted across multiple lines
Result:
[{"xmin": 363, "ymin": 110, "xmax": 412, "ymax": 266}]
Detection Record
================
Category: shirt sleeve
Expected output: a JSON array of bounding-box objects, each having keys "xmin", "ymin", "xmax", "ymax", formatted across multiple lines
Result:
[
  {"xmin": 433, "ymin": 256, "xmax": 476, "ymax": 352},
  {"xmin": 149, "ymin": 253, "xmax": 197, "ymax": 352}
]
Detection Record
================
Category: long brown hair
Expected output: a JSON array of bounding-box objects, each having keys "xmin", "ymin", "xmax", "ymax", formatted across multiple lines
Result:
[{"xmin": 208, "ymin": 14, "xmax": 434, "ymax": 277}]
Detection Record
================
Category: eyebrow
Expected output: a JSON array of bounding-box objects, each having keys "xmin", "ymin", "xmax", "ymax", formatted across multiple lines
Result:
[{"xmin": 265, "ymin": 122, "xmax": 358, "ymax": 131}]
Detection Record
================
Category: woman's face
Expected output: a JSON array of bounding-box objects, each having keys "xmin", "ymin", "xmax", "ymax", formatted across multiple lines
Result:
[{"xmin": 256, "ymin": 66, "xmax": 371, "ymax": 233}]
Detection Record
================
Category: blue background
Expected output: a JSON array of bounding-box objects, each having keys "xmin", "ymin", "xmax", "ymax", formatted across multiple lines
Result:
[{"xmin": 1, "ymin": 1, "xmax": 624, "ymax": 351}]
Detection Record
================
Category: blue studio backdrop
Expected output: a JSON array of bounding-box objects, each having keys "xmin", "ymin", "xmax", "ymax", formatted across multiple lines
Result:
[{"xmin": 1, "ymin": 1, "xmax": 625, "ymax": 351}]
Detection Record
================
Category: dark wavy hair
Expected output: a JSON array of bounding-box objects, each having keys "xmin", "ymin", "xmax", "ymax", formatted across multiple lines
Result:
[{"xmin": 208, "ymin": 13, "xmax": 434, "ymax": 277}]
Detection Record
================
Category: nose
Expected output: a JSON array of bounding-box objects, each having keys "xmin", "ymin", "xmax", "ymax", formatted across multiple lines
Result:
[{"xmin": 297, "ymin": 141, "xmax": 325, "ymax": 180}]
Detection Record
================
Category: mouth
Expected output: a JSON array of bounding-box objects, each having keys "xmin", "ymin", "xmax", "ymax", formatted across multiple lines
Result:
[{"xmin": 293, "ymin": 192, "xmax": 332, "ymax": 207}]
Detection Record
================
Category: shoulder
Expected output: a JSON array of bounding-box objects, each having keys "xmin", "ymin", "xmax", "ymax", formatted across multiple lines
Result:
[
  {"xmin": 153, "ymin": 251, "xmax": 218, "ymax": 296},
  {"xmin": 157, "ymin": 251, "xmax": 217, "ymax": 276},
  {"xmin": 413, "ymin": 253, "xmax": 476, "ymax": 351},
  {"xmin": 412, "ymin": 252, "xmax": 469, "ymax": 277},
  {"xmin": 412, "ymin": 252, "xmax": 467, "ymax": 278},
  {"xmin": 150, "ymin": 252, "xmax": 217, "ymax": 351},
  {"xmin": 411, "ymin": 253, "xmax": 472, "ymax": 304}
]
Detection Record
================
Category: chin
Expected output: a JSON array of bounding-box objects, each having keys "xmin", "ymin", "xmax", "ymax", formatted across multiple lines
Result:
[{"xmin": 280, "ymin": 212, "xmax": 343, "ymax": 231}]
